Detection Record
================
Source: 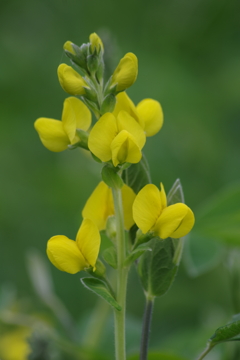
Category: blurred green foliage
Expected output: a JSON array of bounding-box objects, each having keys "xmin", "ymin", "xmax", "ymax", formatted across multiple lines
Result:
[{"xmin": 1, "ymin": 0, "xmax": 240, "ymax": 358}]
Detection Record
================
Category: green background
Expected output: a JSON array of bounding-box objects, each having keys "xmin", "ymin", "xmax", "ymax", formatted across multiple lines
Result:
[{"xmin": 1, "ymin": 0, "xmax": 240, "ymax": 358}]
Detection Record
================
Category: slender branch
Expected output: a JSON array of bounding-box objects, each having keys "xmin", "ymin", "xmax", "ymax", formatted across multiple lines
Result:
[
  {"xmin": 112, "ymin": 187, "xmax": 129, "ymax": 360},
  {"xmin": 196, "ymin": 343, "xmax": 214, "ymax": 360},
  {"xmin": 140, "ymin": 296, "xmax": 154, "ymax": 360}
]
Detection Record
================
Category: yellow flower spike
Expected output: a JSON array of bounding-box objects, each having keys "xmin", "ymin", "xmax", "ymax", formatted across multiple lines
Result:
[
  {"xmin": 76, "ymin": 218, "xmax": 101, "ymax": 269},
  {"xmin": 57, "ymin": 63, "xmax": 89, "ymax": 95},
  {"xmin": 34, "ymin": 97, "xmax": 91, "ymax": 152},
  {"xmin": 88, "ymin": 113, "xmax": 118, "ymax": 162},
  {"xmin": 82, "ymin": 181, "xmax": 136, "ymax": 231},
  {"xmin": 63, "ymin": 41, "xmax": 75, "ymax": 55},
  {"xmin": 133, "ymin": 183, "xmax": 195, "ymax": 239},
  {"xmin": 136, "ymin": 98, "xmax": 164, "ymax": 137},
  {"xmin": 34, "ymin": 118, "xmax": 69, "ymax": 152},
  {"xmin": 62, "ymin": 97, "xmax": 91, "ymax": 144},
  {"xmin": 89, "ymin": 32, "xmax": 104, "ymax": 53},
  {"xmin": 111, "ymin": 130, "xmax": 142, "ymax": 167},
  {"xmin": 111, "ymin": 53, "xmax": 138, "ymax": 92},
  {"xmin": 47, "ymin": 235, "xmax": 87, "ymax": 274}
]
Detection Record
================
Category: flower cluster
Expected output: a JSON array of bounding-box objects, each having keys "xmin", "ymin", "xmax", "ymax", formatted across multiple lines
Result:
[{"xmin": 34, "ymin": 32, "xmax": 194, "ymax": 278}]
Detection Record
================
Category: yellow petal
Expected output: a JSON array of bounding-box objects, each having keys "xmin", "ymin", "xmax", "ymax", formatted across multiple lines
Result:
[
  {"xmin": 62, "ymin": 97, "xmax": 91, "ymax": 143},
  {"xmin": 76, "ymin": 218, "xmax": 101, "ymax": 269},
  {"xmin": 171, "ymin": 205, "xmax": 195, "ymax": 238},
  {"xmin": 57, "ymin": 64, "xmax": 88, "ymax": 95},
  {"xmin": 111, "ymin": 130, "xmax": 142, "ymax": 167},
  {"xmin": 88, "ymin": 113, "xmax": 118, "ymax": 162},
  {"xmin": 122, "ymin": 184, "xmax": 136, "ymax": 230},
  {"xmin": 0, "ymin": 329, "xmax": 31, "ymax": 360},
  {"xmin": 89, "ymin": 32, "xmax": 104, "ymax": 53},
  {"xmin": 47, "ymin": 235, "xmax": 86, "ymax": 274},
  {"xmin": 82, "ymin": 181, "xmax": 114, "ymax": 231},
  {"xmin": 34, "ymin": 118, "xmax": 69, "ymax": 152},
  {"xmin": 113, "ymin": 92, "xmax": 144, "ymax": 127},
  {"xmin": 133, "ymin": 184, "xmax": 162, "ymax": 234},
  {"xmin": 111, "ymin": 53, "xmax": 138, "ymax": 92},
  {"xmin": 154, "ymin": 203, "xmax": 194, "ymax": 239},
  {"xmin": 63, "ymin": 41, "xmax": 75, "ymax": 55},
  {"xmin": 137, "ymin": 99, "xmax": 164, "ymax": 136},
  {"xmin": 117, "ymin": 110, "xmax": 146, "ymax": 149},
  {"xmin": 160, "ymin": 182, "xmax": 167, "ymax": 209}
]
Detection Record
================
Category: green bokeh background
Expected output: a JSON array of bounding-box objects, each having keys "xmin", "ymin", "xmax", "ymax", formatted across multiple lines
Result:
[{"xmin": 1, "ymin": 0, "xmax": 240, "ymax": 358}]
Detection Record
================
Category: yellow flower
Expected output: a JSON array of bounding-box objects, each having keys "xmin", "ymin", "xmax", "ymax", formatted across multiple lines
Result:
[
  {"xmin": 57, "ymin": 63, "xmax": 89, "ymax": 95},
  {"xmin": 34, "ymin": 97, "xmax": 91, "ymax": 152},
  {"xmin": 113, "ymin": 92, "xmax": 163, "ymax": 137},
  {"xmin": 88, "ymin": 111, "xmax": 146, "ymax": 167},
  {"xmin": 89, "ymin": 32, "xmax": 104, "ymax": 53},
  {"xmin": 133, "ymin": 183, "xmax": 195, "ymax": 239},
  {"xmin": 47, "ymin": 218, "xmax": 100, "ymax": 274},
  {"xmin": 0, "ymin": 328, "xmax": 30, "ymax": 360},
  {"xmin": 63, "ymin": 41, "xmax": 76, "ymax": 55},
  {"xmin": 82, "ymin": 181, "xmax": 136, "ymax": 231},
  {"xmin": 111, "ymin": 53, "xmax": 138, "ymax": 92}
]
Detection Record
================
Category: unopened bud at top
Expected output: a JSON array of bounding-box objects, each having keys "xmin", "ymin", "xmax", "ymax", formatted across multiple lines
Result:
[
  {"xmin": 63, "ymin": 41, "xmax": 76, "ymax": 55},
  {"xmin": 89, "ymin": 32, "xmax": 104, "ymax": 54},
  {"xmin": 111, "ymin": 53, "xmax": 138, "ymax": 92}
]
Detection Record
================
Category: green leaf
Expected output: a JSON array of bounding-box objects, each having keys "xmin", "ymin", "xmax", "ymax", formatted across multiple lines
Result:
[
  {"xmin": 103, "ymin": 247, "xmax": 117, "ymax": 269},
  {"xmin": 128, "ymin": 352, "xmax": 188, "ymax": 360},
  {"xmin": 184, "ymin": 232, "xmax": 224, "ymax": 277},
  {"xmin": 122, "ymin": 153, "xmax": 151, "ymax": 193},
  {"xmin": 167, "ymin": 178, "xmax": 184, "ymax": 205},
  {"xmin": 81, "ymin": 277, "xmax": 121, "ymax": 311},
  {"xmin": 124, "ymin": 244, "xmax": 152, "ymax": 267},
  {"xmin": 138, "ymin": 238, "xmax": 178, "ymax": 297},
  {"xmin": 210, "ymin": 315, "xmax": 240, "ymax": 344},
  {"xmin": 101, "ymin": 165, "xmax": 123, "ymax": 189}
]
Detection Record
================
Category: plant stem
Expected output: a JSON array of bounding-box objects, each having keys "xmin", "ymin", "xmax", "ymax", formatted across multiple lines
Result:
[
  {"xmin": 196, "ymin": 343, "xmax": 214, "ymax": 360},
  {"xmin": 140, "ymin": 296, "xmax": 154, "ymax": 360},
  {"xmin": 112, "ymin": 187, "xmax": 128, "ymax": 360}
]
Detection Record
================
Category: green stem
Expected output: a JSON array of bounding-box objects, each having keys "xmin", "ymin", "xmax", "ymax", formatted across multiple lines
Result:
[
  {"xmin": 196, "ymin": 343, "xmax": 214, "ymax": 360},
  {"xmin": 112, "ymin": 187, "xmax": 128, "ymax": 360},
  {"xmin": 140, "ymin": 296, "xmax": 154, "ymax": 360}
]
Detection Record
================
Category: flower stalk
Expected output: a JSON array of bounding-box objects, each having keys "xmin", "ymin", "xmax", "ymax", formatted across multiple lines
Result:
[{"xmin": 140, "ymin": 296, "xmax": 155, "ymax": 360}]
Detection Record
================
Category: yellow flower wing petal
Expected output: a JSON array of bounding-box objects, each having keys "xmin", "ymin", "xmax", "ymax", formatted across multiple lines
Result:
[
  {"xmin": 111, "ymin": 53, "xmax": 138, "ymax": 92},
  {"xmin": 154, "ymin": 203, "xmax": 194, "ymax": 239},
  {"xmin": 113, "ymin": 92, "xmax": 144, "ymax": 127},
  {"xmin": 122, "ymin": 184, "xmax": 136, "ymax": 230},
  {"xmin": 160, "ymin": 182, "xmax": 167, "ymax": 209},
  {"xmin": 47, "ymin": 235, "xmax": 86, "ymax": 274},
  {"xmin": 62, "ymin": 97, "xmax": 91, "ymax": 144},
  {"xmin": 88, "ymin": 113, "xmax": 118, "ymax": 162},
  {"xmin": 57, "ymin": 64, "xmax": 88, "ymax": 95},
  {"xmin": 117, "ymin": 110, "xmax": 146, "ymax": 149},
  {"xmin": 133, "ymin": 184, "xmax": 162, "ymax": 234},
  {"xmin": 171, "ymin": 205, "xmax": 195, "ymax": 238},
  {"xmin": 76, "ymin": 218, "xmax": 101, "ymax": 269},
  {"xmin": 111, "ymin": 130, "xmax": 142, "ymax": 167},
  {"xmin": 34, "ymin": 118, "xmax": 69, "ymax": 152},
  {"xmin": 136, "ymin": 99, "xmax": 163, "ymax": 136},
  {"xmin": 82, "ymin": 181, "xmax": 114, "ymax": 231}
]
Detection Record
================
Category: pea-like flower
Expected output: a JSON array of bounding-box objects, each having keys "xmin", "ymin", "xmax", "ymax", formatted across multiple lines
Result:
[
  {"xmin": 82, "ymin": 181, "xmax": 136, "ymax": 231},
  {"xmin": 57, "ymin": 63, "xmax": 89, "ymax": 95},
  {"xmin": 88, "ymin": 111, "xmax": 146, "ymax": 167},
  {"xmin": 133, "ymin": 183, "xmax": 195, "ymax": 239},
  {"xmin": 89, "ymin": 32, "xmax": 104, "ymax": 54},
  {"xmin": 34, "ymin": 97, "xmax": 91, "ymax": 152},
  {"xmin": 113, "ymin": 92, "xmax": 163, "ymax": 137},
  {"xmin": 111, "ymin": 53, "xmax": 138, "ymax": 92},
  {"xmin": 47, "ymin": 218, "xmax": 100, "ymax": 274}
]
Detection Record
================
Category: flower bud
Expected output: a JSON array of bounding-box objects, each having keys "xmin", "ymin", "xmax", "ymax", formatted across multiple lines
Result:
[
  {"xmin": 89, "ymin": 32, "xmax": 104, "ymax": 54},
  {"xmin": 57, "ymin": 64, "xmax": 89, "ymax": 95},
  {"xmin": 111, "ymin": 53, "xmax": 138, "ymax": 92},
  {"xmin": 63, "ymin": 41, "xmax": 76, "ymax": 55}
]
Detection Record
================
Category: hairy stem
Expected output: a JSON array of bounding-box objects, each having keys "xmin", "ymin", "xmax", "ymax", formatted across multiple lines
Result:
[
  {"xmin": 140, "ymin": 296, "xmax": 154, "ymax": 360},
  {"xmin": 196, "ymin": 343, "xmax": 214, "ymax": 360},
  {"xmin": 112, "ymin": 187, "xmax": 128, "ymax": 360}
]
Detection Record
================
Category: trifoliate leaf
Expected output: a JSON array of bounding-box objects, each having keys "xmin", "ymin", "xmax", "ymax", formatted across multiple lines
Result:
[
  {"xmin": 103, "ymin": 247, "xmax": 117, "ymax": 269},
  {"xmin": 122, "ymin": 153, "xmax": 151, "ymax": 193}
]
